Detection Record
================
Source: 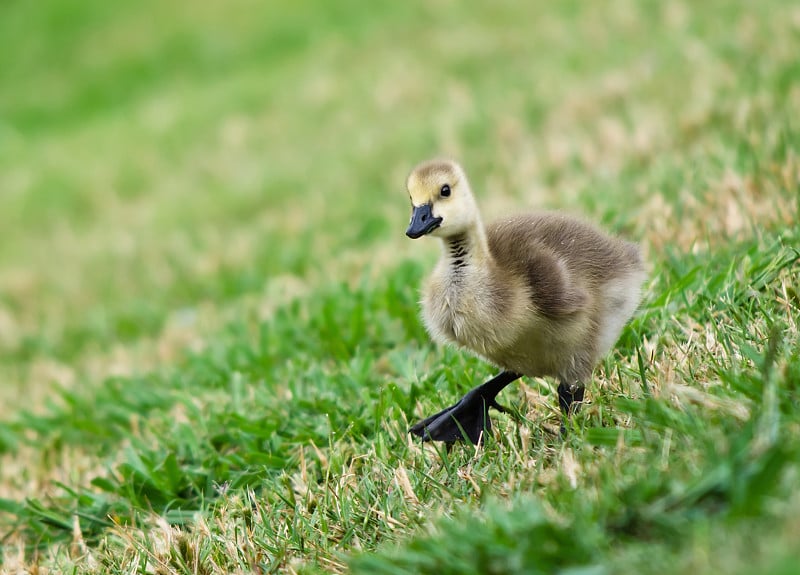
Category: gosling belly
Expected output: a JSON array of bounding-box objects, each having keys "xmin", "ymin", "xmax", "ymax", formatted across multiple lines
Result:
[
  {"xmin": 488, "ymin": 338, "xmax": 565, "ymax": 377},
  {"xmin": 461, "ymin": 314, "xmax": 593, "ymax": 379}
]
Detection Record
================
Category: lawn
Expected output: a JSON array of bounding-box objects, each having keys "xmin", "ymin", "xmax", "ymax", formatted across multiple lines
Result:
[{"xmin": 1, "ymin": 0, "xmax": 799, "ymax": 573}]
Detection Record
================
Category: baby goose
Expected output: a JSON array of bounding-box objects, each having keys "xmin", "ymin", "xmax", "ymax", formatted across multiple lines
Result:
[{"xmin": 405, "ymin": 159, "xmax": 646, "ymax": 444}]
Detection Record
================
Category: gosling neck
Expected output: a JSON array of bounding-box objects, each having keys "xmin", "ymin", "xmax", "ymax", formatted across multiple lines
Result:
[{"xmin": 440, "ymin": 222, "xmax": 491, "ymax": 273}]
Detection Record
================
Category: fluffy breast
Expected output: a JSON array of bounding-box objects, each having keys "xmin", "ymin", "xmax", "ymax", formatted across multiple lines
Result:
[{"xmin": 420, "ymin": 262, "xmax": 532, "ymax": 362}]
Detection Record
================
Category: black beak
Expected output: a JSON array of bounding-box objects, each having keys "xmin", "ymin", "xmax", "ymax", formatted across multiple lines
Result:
[{"xmin": 406, "ymin": 203, "xmax": 442, "ymax": 239}]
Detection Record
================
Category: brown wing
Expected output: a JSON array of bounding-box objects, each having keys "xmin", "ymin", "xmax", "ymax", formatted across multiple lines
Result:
[{"xmin": 487, "ymin": 212, "xmax": 641, "ymax": 317}]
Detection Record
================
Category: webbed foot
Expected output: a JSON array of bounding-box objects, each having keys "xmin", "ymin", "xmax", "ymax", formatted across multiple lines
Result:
[{"xmin": 409, "ymin": 371, "xmax": 520, "ymax": 445}]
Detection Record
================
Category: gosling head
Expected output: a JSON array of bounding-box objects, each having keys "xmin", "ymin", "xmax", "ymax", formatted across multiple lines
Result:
[{"xmin": 405, "ymin": 159, "xmax": 479, "ymax": 240}]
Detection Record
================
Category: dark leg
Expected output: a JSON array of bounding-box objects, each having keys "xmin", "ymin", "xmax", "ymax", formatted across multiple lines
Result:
[
  {"xmin": 557, "ymin": 380, "xmax": 585, "ymax": 434},
  {"xmin": 409, "ymin": 371, "xmax": 521, "ymax": 444}
]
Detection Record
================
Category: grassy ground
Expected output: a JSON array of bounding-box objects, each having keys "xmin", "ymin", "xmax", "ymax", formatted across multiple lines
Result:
[{"xmin": 1, "ymin": 0, "xmax": 799, "ymax": 572}]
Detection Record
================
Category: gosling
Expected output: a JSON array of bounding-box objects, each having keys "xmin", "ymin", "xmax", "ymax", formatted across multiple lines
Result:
[{"xmin": 405, "ymin": 159, "xmax": 646, "ymax": 444}]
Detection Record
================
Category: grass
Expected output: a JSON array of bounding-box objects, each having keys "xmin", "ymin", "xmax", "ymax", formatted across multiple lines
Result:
[{"xmin": 1, "ymin": 0, "xmax": 799, "ymax": 572}]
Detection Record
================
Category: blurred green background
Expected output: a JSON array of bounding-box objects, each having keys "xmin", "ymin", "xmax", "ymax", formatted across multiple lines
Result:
[{"xmin": 1, "ymin": 0, "xmax": 795, "ymax": 367}]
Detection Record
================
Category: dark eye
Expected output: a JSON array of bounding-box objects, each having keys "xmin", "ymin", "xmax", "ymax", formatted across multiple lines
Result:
[{"xmin": 440, "ymin": 184, "xmax": 451, "ymax": 197}]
